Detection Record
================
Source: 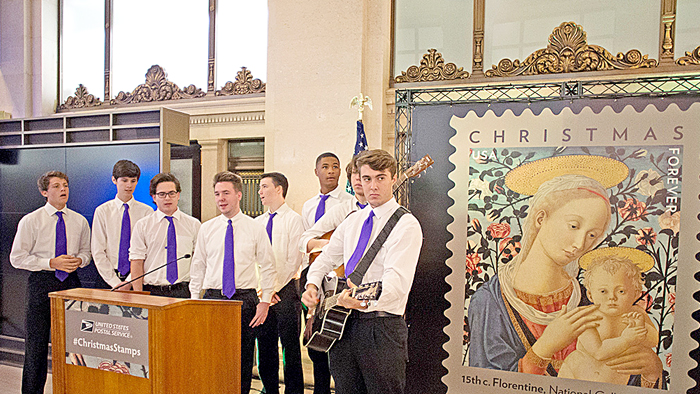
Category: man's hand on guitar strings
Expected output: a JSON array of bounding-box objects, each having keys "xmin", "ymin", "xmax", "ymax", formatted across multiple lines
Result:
[{"xmin": 337, "ymin": 289, "xmax": 368, "ymax": 310}]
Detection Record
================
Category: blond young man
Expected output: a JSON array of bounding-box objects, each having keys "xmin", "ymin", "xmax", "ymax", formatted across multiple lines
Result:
[
  {"xmin": 10, "ymin": 171, "xmax": 91, "ymax": 394},
  {"xmin": 189, "ymin": 171, "xmax": 277, "ymax": 394}
]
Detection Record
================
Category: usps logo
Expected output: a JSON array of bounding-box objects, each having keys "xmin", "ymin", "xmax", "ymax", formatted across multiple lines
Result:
[{"xmin": 80, "ymin": 320, "xmax": 94, "ymax": 332}]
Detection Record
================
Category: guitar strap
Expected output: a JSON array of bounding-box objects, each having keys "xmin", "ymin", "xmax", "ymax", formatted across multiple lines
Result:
[{"xmin": 346, "ymin": 206, "xmax": 409, "ymax": 286}]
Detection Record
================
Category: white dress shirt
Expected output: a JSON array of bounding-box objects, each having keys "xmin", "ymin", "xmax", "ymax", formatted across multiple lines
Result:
[
  {"xmin": 299, "ymin": 197, "xmax": 366, "ymax": 254},
  {"xmin": 189, "ymin": 211, "xmax": 277, "ymax": 302},
  {"xmin": 10, "ymin": 203, "xmax": 91, "ymax": 271},
  {"xmin": 300, "ymin": 185, "xmax": 354, "ymax": 230},
  {"xmin": 91, "ymin": 196, "xmax": 153, "ymax": 287},
  {"xmin": 129, "ymin": 208, "xmax": 200, "ymax": 285},
  {"xmin": 307, "ymin": 198, "xmax": 422, "ymax": 316},
  {"xmin": 254, "ymin": 203, "xmax": 304, "ymax": 292}
]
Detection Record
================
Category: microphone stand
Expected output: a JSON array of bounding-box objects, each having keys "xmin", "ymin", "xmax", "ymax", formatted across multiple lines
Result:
[{"xmin": 111, "ymin": 254, "xmax": 191, "ymax": 292}]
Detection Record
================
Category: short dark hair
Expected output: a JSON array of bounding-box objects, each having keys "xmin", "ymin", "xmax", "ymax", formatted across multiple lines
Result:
[
  {"xmin": 355, "ymin": 149, "xmax": 397, "ymax": 177},
  {"xmin": 315, "ymin": 152, "xmax": 340, "ymax": 166},
  {"xmin": 37, "ymin": 171, "xmax": 68, "ymax": 192},
  {"xmin": 112, "ymin": 159, "xmax": 141, "ymax": 180},
  {"xmin": 213, "ymin": 171, "xmax": 243, "ymax": 193},
  {"xmin": 150, "ymin": 173, "xmax": 181, "ymax": 196},
  {"xmin": 261, "ymin": 172, "xmax": 288, "ymax": 198}
]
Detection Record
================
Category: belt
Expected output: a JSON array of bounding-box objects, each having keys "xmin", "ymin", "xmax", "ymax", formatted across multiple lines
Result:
[
  {"xmin": 144, "ymin": 282, "xmax": 189, "ymax": 291},
  {"xmin": 204, "ymin": 288, "xmax": 256, "ymax": 296},
  {"xmin": 113, "ymin": 269, "xmax": 128, "ymax": 281},
  {"xmin": 350, "ymin": 310, "xmax": 401, "ymax": 319}
]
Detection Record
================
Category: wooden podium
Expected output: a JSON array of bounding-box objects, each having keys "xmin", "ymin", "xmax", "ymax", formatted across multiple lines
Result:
[{"xmin": 49, "ymin": 288, "xmax": 241, "ymax": 394}]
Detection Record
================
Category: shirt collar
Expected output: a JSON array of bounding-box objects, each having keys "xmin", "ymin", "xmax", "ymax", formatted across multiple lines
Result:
[
  {"xmin": 114, "ymin": 196, "xmax": 134, "ymax": 209},
  {"xmin": 155, "ymin": 208, "xmax": 181, "ymax": 221},
  {"xmin": 368, "ymin": 197, "xmax": 399, "ymax": 220},
  {"xmin": 219, "ymin": 210, "xmax": 243, "ymax": 224},
  {"xmin": 267, "ymin": 202, "xmax": 290, "ymax": 216},
  {"xmin": 323, "ymin": 185, "xmax": 343, "ymax": 199},
  {"xmin": 43, "ymin": 202, "xmax": 62, "ymax": 216}
]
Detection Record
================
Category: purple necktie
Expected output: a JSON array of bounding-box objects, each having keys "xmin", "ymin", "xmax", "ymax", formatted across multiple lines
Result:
[
  {"xmin": 357, "ymin": 202, "xmax": 368, "ymax": 210},
  {"xmin": 222, "ymin": 219, "xmax": 236, "ymax": 298},
  {"xmin": 266, "ymin": 212, "xmax": 277, "ymax": 243},
  {"xmin": 117, "ymin": 203, "xmax": 131, "ymax": 276},
  {"xmin": 345, "ymin": 211, "xmax": 375, "ymax": 276},
  {"xmin": 55, "ymin": 211, "xmax": 69, "ymax": 281},
  {"xmin": 165, "ymin": 216, "xmax": 178, "ymax": 284},
  {"xmin": 314, "ymin": 194, "xmax": 330, "ymax": 223}
]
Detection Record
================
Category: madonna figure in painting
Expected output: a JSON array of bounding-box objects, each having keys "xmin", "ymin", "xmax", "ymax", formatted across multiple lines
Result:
[{"xmin": 467, "ymin": 155, "xmax": 663, "ymax": 388}]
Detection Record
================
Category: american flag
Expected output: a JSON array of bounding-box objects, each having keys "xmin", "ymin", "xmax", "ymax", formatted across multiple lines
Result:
[{"xmin": 347, "ymin": 120, "xmax": 368, "ymax": 193}]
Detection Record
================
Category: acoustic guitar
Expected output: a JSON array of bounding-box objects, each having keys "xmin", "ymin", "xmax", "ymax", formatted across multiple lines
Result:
[{"xmin": 303, "ymin": 276, "xmax": 382, "ymax": 352}]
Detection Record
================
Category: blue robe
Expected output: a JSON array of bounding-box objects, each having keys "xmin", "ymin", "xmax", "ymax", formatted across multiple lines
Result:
[{"xmin": 468, "ymin": 275, "xmax": 525, "ymax": 372}]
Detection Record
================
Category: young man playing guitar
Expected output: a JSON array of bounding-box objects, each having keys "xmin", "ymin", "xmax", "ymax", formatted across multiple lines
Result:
[{"xmin": 301, "ymin": 149, "xmax": 423, "ymax": 394}]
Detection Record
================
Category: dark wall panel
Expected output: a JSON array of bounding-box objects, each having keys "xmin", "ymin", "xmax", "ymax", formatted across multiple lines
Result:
[{"xmin": 0, "ymin": 143, "xmax": 159, "ymax": 337}]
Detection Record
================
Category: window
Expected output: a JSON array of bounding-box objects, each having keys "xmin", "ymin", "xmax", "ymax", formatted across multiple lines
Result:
[{"xmin": 228, "ymin": 139, "xmax": 264, "ymax": 217}]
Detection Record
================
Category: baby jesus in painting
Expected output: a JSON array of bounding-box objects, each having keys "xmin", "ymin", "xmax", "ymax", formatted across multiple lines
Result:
[{"xmin": 558, "ymin": 247, "xmax": 658, "ymax": 385}]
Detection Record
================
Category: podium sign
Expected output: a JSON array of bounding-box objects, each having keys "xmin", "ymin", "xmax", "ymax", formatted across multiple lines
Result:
[{"xmin": 64, "ymin": 302, "xmax": 149, "ymax": 377}]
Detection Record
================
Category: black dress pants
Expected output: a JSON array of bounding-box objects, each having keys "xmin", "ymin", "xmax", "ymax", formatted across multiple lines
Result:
[
  {"xmin": 257, "ymin": 279, "xmax": 304, "ymax": 394},
  {"xmin": 204, "ymin": 288, "xmax": 258, "ymax": 394},
  {"xmin": 328, "ymin": 314, "xmax": 408, "ymax": 394},
  {"xmin": 23, "ymin": 270, "xmax": 81, "ymax": 394}
]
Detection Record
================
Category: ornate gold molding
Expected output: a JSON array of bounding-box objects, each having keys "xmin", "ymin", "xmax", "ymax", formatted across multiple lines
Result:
[
  {"xmin": 676, "ymin": 46, "xmax": 700, "ymax": 66},
  {"xmin": 110, "ymin": 65, "xmax": 206, "ymax": 105},
  {"xmin": 58, "ymin": 84, "xmax": 103, "ymax": 110},
  {"xmin": 485, "ymin": 22, "xmax": 658, "ymax": 78},
  {"xmin": 395, "ymin": 49, "xmax": 469, "ymax": 83},
  {"xmin": 215, "ymin": 67, "xmax": 266, "ymax": 96}
]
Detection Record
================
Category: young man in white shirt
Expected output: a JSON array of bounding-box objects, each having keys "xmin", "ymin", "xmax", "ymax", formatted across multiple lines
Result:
[
  {"xmin": 10, "ymin": 171, "xmax": 91, "ymax": 394},
  {"xmin": 92, "ymin": 160, "xmax": 153, "ymax": 290},
  {"xmin": 300, "ymin": 154, "xmax": 368, "ymax": 256},
  {"xmin": 189, "ymin": 171, "xmax": 277, "ymax": 394},
  {"xmin": 255, "ymin": 172, "xmax": 304, "ymax": 394},
  {"xmin": 300, "ymin": 152, "xmax": 353, "ymax": 230},
  {"xmin": 302, "ymin": 149, "xmax": 423, "ymax": 394},
  {"xmin": 129, "ymin": 173, "xmax": 200, "ymax": 298},
  {"xmin": 299, "ymin": 152, "xmax": 352, "ymax": 394}
]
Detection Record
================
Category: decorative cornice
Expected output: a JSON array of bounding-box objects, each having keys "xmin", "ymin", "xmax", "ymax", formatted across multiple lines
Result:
[
  {"xmin": 395, "ymin": 49, "xmax": 469, "ymax": 83},
  {"xmin": 485, "ymin": 22, "xmax": 658, "ymax": 78},
  {"xmin": 676, "ymin": 45, "xmax": 700, "ymax": 66},
  {"xmin": 215, "ymin": 67, "xmax": 266, "ymax": 96},
  {"xmin": 58, "ymin": 84, "xmax": 103, "ymax": 110},
  {"xmin": 110, "ymin": 65, "xmax": 206, "ymax": 105},
  {"xmin": 190, "ymin": 112, "xmax": 265, "ymax": 125}
]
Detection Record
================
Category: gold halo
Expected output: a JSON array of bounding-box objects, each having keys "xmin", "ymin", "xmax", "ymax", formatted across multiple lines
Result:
[
  {"xmin": 579, "ymin": 246, "xmax": 655, "ymax": 272},
  {"xmin": 504, "ymin": 155, "xmax": 629, "ymax": 196}
]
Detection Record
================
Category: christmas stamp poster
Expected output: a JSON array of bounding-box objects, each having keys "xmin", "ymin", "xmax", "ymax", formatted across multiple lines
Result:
[{"xmin": 443, "ymin": 102, "xmax": 700, "ymax": 394}]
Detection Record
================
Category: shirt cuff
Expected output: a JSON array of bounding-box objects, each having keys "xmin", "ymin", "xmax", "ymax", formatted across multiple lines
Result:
[{"xmin": 42, "ymin": 258, "xmax": 52, "ymax": 270}]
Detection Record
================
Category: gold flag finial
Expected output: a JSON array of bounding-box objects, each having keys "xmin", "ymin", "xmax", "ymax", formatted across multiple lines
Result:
[{"xmin": 350, "ymin": 93, "xmax": 372, "ymax": 121}]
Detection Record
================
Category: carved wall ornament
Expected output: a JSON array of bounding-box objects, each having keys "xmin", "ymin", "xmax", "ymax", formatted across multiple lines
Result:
[
  {"xmin": 58, "ymin": 84, "xmax": 103, "ymax": 110},
  {"xmin": 485, "ymin": 22, "xmax": 658, "ymax": 78},
  {"xmin": 676, "ymin": 46, "xmax": 700, "ymax": 66},
  {"xmin": 215, "ymin": 67, "xmax": 266, "ymax": 96},
  {"xmin": 395, "ymin": 49, "xmax": 469, "ymax": 83},
  {"xmin": 110, "ymin": 65, "xmax": 206, "ymax": 105}
]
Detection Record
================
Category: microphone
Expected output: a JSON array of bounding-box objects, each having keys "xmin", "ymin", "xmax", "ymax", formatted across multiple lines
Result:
[{"xmin": 111, "ymin": 254, "xmax": 192, "ymax": 292}]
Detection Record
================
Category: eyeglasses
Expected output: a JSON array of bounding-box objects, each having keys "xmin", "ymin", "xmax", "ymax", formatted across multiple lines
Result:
[{"xmin": 155, "ymin": 191, "xmax": 179, "ymax": 198}]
